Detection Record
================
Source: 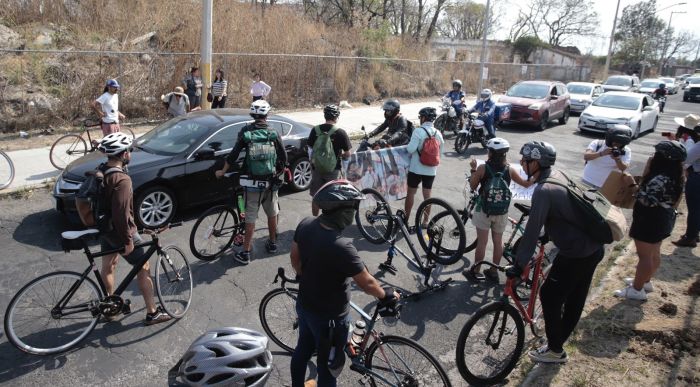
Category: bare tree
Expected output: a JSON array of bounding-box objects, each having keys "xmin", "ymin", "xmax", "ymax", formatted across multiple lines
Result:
[
  {"xmin": 657, "ymin": 30, "xmax": 697, "ymax": 74},
  {"xmin": 508, "ymin": 0, "xmax": 598, "ymax": 46},
  {"xmin": 438, "ymin": 0, "xmax": 500, "ymax": 40}
]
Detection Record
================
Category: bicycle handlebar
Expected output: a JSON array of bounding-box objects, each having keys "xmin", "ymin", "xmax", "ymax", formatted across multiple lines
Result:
[{"xmin": 274, "ymin": 267, "xmax": 299, "ymax": 285}]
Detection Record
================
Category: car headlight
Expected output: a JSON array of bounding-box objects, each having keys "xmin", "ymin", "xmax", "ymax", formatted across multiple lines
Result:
[{"xmin": 528, "ymin": 103, "xmax": 542, "ymax": 110}]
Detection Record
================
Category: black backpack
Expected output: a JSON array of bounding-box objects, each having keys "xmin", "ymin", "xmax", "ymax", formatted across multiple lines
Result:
[{"xmin": 75, "ymin": 164, "xmax": 124, "ymax": 232}]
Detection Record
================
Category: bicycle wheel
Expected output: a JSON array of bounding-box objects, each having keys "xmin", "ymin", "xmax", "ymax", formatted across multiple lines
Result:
[
  {"xmin": 4, "ymin": 271, "xmax": 102, "ymax": 355},
  {"xmin": 415, "ymin": 198, "xmax": 466, "ymax": 265},
  {"xmin": 259, "ymin": 288, "xmax": 299, "ymax": 353},
  {"xmin": 0, "ymin": 150, "xmax": 15, "ymax": 190},
  {"xmin": 123, "ymin": 128, "xmax": 136, "ymax": 140},
  {"xmin": 456, "ymin": 301, "xmax": 525, "ymax": 386},
  {"xmin": 365, "ymin": 334, "xmax": 451, "ymax": 386},
  {"xmin": 355, "ymin": 188, "xmax": 395, "ymax": 244},
  {"xmin": 155, "ymin": 246, "xmax": 193, "ymax": 318},
  {"xmin": 458, "ymin": 209, "xmax": 478, "ymax": 253},
  {"xmin": 189, "ymin": 205, "xmax": 241, "ymax": 261},
  {"xmin": 50, "ymin": 134, "xmax": 88, "ymax": 170}
]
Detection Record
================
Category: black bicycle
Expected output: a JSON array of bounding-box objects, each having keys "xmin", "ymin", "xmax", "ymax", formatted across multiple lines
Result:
[{"xmin": 4, "ymin": 222, "xmax": 193, "ymax": 355}]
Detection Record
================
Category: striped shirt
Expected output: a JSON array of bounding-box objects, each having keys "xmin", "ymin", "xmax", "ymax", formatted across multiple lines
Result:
[{"xmin": 211, "ymin": 80, "xmax": 227, "ymax": 97}]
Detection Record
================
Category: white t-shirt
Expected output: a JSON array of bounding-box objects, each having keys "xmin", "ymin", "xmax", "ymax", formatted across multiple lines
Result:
[
  {"xmin": 96, "ymin": 92, "xmax": 120, "ymax": 123},
  {"xmin": 582, "ymin": 140, "xmax": 632, "ymax": 188}
]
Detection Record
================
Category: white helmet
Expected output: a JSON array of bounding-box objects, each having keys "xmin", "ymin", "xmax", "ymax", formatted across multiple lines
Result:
[
  {"xmin": 250, "ymin": 100, "xmax": 271, "ymax": 117},
  {"xmin": 480, "ymin": 89, "xmax": 492, "ymax": 101},
  {"xmin": 486, "ymin": 137, "xmax": 510, "ymax": 155},
  {"xmin": 178, "ymin": 327, "xmax": 272, "ymax": 387},
  {"xmin": 98, "ymin": 132, "xmax": 133, "ymax": 156}
]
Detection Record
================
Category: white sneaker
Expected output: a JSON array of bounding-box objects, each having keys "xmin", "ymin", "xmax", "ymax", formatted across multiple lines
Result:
[
  {"xmin": 528, "ymin": 345, "xmax": 568, "ymax": 363},
  {"xmin": 614, "ymin": 286, "xmax": 647, "ymax": 301},
  {"xmin": 624, "ymin": 277, "xmax": 654, "ymax": 293}
]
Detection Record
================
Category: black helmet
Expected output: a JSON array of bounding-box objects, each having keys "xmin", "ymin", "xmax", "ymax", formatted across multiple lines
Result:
[
  {"xmin": 323, "ymin": 104, "xmax": 340, "ymax": 120},
  {"xmin": 659, "ymin": 83, "xmax": 666, "ymax": 89},
  {"xmin": 654, "ymin": 140, "xmax": 686, "ymax": 161},
  {"xmin": 605, "ymin": 124, "xmax": 633, "ymax": 147},
  {"xmin": 519, "ymin": 141, "xmax": 557, "ymax": 168},
  {"xmin": 418, "ymin": 107, "xmax": 437, "ymax": 122},
  {"xmin": 313, "ymin": 179, "xmax": 365, "ymax": 212},
  {"xmin": 382, "ymin": 99, "xmax": 400, "ymax": 114},
  {"xmin": 452, "ymin": 80, "xmax": 463, "ymax": 89}
]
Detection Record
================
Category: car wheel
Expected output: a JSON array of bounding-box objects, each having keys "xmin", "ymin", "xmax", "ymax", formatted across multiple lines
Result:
[
  {"xmin": 538, "ymin": 112, "xmax": 549, "ymax": 131},
  {"xmin": 558, "ymin": 107, "xmax": 570, "ymax": 125},
  {"xmin": 135, "ymin": 185, "xmax": 177, "ymax": 228},
  {"xmin": 651, "ymin": 117, "xmax": 658, "ymax": 132},
  {"xmin": 633, "ymin": 122, "xmax": 641, "ymax": 139},
  {"xmin": 290, "ymin": 157, "xmax": 312, "ymax": 192}
]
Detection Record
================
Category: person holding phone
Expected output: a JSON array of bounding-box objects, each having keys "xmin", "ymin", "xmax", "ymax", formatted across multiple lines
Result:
[{"xmin": 669, "ymin": 114, "xmax": 700, "ymax": 248}]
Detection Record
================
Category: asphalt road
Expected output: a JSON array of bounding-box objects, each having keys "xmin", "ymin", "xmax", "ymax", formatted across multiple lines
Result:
[{"xmin": 0, "ymin": 92, "xmax": 698, "ymax": 387}]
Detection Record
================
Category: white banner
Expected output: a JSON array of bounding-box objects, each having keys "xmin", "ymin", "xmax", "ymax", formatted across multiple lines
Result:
[{"xmin": 342, "ymin": 146, "xmax": 411, "ymax": 202}]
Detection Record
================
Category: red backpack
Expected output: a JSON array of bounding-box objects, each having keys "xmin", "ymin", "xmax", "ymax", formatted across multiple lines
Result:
[{"xmin": 419, "ymin": 127, "xmax": 440, "ymax": 166}]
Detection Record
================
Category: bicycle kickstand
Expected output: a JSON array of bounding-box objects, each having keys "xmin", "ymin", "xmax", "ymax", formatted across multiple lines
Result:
[{"xmin": 379, "ymin": 242, "xmax": 398, "ymax": 274}]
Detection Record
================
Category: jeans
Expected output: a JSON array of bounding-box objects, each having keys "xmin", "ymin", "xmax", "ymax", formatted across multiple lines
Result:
[
  {"xmin": 291, "ymin": 303, "xmax": 350, "ymax": 387},
  {"xmin": 684, "ymin": 172, "xmax": 700, "ymax": 239},
  {"xmin": 211, "ymin": 95, "xmax": 227, "ymax": 108},
  {"xmin": 482, "ymin": 115, "xmax": 495, "ymax": 137},
  {"xmin": 539, "ymin": 247, "xmax": 604, "ymax": 353}
]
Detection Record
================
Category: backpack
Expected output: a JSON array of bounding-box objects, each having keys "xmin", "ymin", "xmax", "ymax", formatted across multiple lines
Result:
[
  {"xmin": 545, "ymin": 171, "xmax": 627, "ymax": 244},
  {"xmin": 418, "ymin": 127, "xmax": 440, "ymax": 167},
  {"xmin": 243, "ymin": 127, "xmax": 278, "ymax": 178},
  {"xmin": 75, "ymin": 164, "xmax": 124, "ymax": 231},
  {"xmin": 311, "ymin": 125, "xmax": 339, "ymax": 174},
  {"xmin": 480, "ymin": 163, "xmax": 512, "ymax": 216}
]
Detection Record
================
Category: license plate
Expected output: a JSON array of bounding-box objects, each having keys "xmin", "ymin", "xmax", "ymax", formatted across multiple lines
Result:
[{"xmin": 595, "ymin": 122, "xmax": 607, "ymax": 129}]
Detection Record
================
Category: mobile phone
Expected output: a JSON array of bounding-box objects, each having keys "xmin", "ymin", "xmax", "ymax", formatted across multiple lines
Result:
[{"xmin": 661, "ymin": 131, "xmax": 672, "ymax": 137}]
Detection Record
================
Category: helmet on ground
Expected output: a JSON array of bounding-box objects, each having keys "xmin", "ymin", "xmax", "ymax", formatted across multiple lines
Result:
[
  {"xmin": 106, "ymin": 79, "xmax": 120, "ymax": 89},
  {"xmin": 178, "ymin": 327, "xmax": 272, "ymax": 387},
  {"xmin": 313, "ymin": 179, "xmax": 365, "ymax": 212},
  {"xmin": 323, "ymin": 104, "xmax": 340, "ymax": 120},
  {"xmin": 480, "ymin": 89, "xmax": 492, "ymax": 101},
  {"xmin": 452, "ymin": 80, "xmax": 463, "ymax": 89},
  {"xmin": 519, "ymin": 141, "xmax": 556, "ymax": 168},
  {"xmin": 382, "ymin": 99, "xmax": 400, "ymax": 114},
  {"xmin": 98, "ymin": 132, "xmax": 132, "ymax": 156},
  {"xmin": 605, "ymin": 124, "xmax": 633, "ymax": 147},
  {"xmin": 487, "ymin": 137, "xmax": 510, "ymax": 155},
  {"xmin": 418, "ymin": 107, "xmax": 437, "ymax": 122},
  {"xmin": 654, "ymin": 140, "xmax": 686, "ymax": 161},
  {"xmin": 250, "ymin": 100, "xmax": 271, "ymax": 117}
]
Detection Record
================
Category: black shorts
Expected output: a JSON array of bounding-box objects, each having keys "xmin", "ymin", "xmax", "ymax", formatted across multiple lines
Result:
[
  {"xmin": 407, "ymin": 172, "xmax": 435, "ymax": 189},
  {"xmin": 100, "ymin": 233, "xmax": 147, "ymax": 266}
]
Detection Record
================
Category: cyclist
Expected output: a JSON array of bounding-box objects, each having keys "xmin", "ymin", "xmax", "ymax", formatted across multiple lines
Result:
[
  {"xmin": 465, "ymin": 137, "xmax": 539, "ymax": 281},
  {"xmin": 507, "ymin": 141, "xmax": 604, "ymax": 363},
  {"xmin": 215, "ymin": 100, "xmax": 288, "ymax": 264},
  {"xmin": 92, "ymin": 79, "xmax": 126, "ymax": 136},
  {"xmin": 652, "ymin": 83, "xmax": 667, "ymax": 113},
  {"xmin": 445, "ymin": 80, "xmax": 466, "ymax": 129},
  {"xmin": 97, "ymin": 132, "xmax": 171, "ymax": 325},
  {"xmin": 290, "ymin": 180, "xmax": 400, "ymax": 387},
  {"xmin": 467, "ymin": 89, "xmax": 497, "ymax": 138},
  {"xmin": 366, "ymin": 99, "xmax": 412, "ymax": 148}
]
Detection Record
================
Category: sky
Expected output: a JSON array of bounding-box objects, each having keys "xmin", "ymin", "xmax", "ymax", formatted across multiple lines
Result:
[{"xmin": 478, "ymin": 0, "xmax": 700, "ymax": 56}]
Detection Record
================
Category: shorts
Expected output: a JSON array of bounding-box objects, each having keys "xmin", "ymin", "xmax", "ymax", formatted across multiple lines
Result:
[
  {"xmin": 100, "ymin": 122, "xmax": 120, "ymax": 136},
  {"xmin": 629, "ymin": 202, "xmax": 676, "ymax": 243},
  {"xmin": 100, "ymin": 233, "xmax": 146, "ymax": 266},
  {"xmin": 407, "ymin": 172, "xmax": 435, "ymax": 189},
  {"xmin": 245, "ymin": 188, "xmax": 279, "ymax": 224},
  {"xmin": 309, "ymin": 168, "xmax": 341, "ymax": 196},
  {"xmin": 471, "ymin": 208, "xmax": 508, "ymax": 233}
]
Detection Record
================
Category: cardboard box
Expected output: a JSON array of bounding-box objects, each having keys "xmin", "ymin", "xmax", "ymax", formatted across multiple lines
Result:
[{"xmin": 599, "ymin": 170, "xmax": 639, "ymax": 209}]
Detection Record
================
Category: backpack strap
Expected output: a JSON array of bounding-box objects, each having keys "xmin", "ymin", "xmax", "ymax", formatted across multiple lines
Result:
[
  {"xmin": 416, "ymin": 126, "xmax": 432, "ymax": 156},
  {"xmin": 104, "ymin": 167, "xmax": 124, "ymax": 176}
]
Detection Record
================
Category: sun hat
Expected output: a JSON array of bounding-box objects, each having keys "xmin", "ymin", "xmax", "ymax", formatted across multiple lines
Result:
[{"xmin": 674, "ymin": 114, "xmax": 700, "ymax": 130}]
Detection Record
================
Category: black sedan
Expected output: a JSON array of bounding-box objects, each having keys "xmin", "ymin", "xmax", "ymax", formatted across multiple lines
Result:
[{"xmin": 53, "ymin": 109, "xmax": 313, "ymax": 228}]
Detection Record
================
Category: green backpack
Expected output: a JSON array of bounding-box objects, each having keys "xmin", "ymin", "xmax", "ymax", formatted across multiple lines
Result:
[
  {"xmin": 480, "ymin": 163, "xmax": 512, "ymax": 216},
  {"xmin": 243, "ymin": 128, "xmax": 278, "ymax": 178},
  {"xmin": 311, "ymin": 125, "xmax": 338, "ymax": 174}
]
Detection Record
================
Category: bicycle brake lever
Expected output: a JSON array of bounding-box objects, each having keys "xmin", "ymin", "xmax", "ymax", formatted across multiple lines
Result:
[{"xmin": 273, "ymin": 274, "xmax": 280, "ymax": 284}]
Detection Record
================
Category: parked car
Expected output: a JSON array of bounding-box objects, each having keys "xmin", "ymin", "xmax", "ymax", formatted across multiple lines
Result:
[
  {"xmin": 602, "ymin": 75, "xmax": 640, "ymax": 92},
  {"xmin": 578, "ymin": 92, "xmax": 659, "ymax": 138},
  {"xmin": 53, "ymin": 109, "xmax": 313, "ymax": 228},
  {"xmin": 683, "ymin": 77, "xmax": 700, "ymax": 102},
  {"xmin": 660, "ymin": 77, "xmax": 679, "ymax": 94},
  {"xmin": 498, "ymin": 80, "xmax": 571, "ymax": 130},
  {"xmin": 638, "ymin": 79, "xmax": 663, "ymax": 95},
  {"xmin": 566, "ymin": 82, "xmax": 603, "ymax": 114}
]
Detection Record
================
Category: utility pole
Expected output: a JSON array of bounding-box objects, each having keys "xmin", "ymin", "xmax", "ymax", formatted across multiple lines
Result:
[
  {"xmin": 200, "ymin": 0, "xmax": 213, "ymax": 110},
  {"xmin": 477, "ymin": 0, "xmax": 491, "ymax": 95},
  {"xmin": 602, "ymin": 0, "xmax": 621, "ymax": 82}
]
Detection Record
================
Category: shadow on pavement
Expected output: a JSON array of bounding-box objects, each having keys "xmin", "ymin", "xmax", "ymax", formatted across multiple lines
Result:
[{"xmin": 12, "ymin": 208, "xmax": 68, "ymax": 252}]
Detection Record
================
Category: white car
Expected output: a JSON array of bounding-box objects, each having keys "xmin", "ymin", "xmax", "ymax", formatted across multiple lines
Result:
[
  {"xmin": 578, "ymin": 92, "xmax": 659, "ymax": 138},
  {"xmin": 638, "ymin": 78, "xmax": 663, "ymax": 95},
  {"xmin": 660, "ymin": 77, "xmax": 678, "ymax": 94},
  {"xmin": 566, "ymin": 82, "xmax": 603, "ymax": 114}
]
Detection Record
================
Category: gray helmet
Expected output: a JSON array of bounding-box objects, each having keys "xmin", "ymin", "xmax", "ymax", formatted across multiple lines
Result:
[
  {"xmin": 382, "ymin": 99, "xmax": 400, "ymax": 114},
  {"xmin": 178, "ymin": 327, "xmax": 272, "ymax": 387},
  {"xmin": 323, "ymin": 104, "xmax": 340, "ymax": 120},
  {"xmin": 480, "ymin": 89, "xmax": 492, "ymax": 101},
  {"xmin": 605, "ymin": 124, "xmax": 633, "ymax": 147},
  {"xmin": 654, "ymin": 140, "xmax": 686, "ymax": 161},
  {"xmin": 452, "ymin": 80, "xmax": 463, "ymax": 88},
  {"xmin": 418, "ymin": 107, "xmax": 437, "ymax": 122},
  {"xmin": 313, "ymin": 179, "xmax": 365, "ymax": 212},
  {"xmin": 519, "ymin": 141, "xmax": 557, "ymax": 168}
]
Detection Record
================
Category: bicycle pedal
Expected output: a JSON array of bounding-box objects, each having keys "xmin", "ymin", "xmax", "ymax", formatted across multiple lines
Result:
[
  {"xmin": 379, "ymin": 262, "xmax": 397, "ymax": 274},
  {"xmin": 122, "ymin": 299, "xmax": 132, "ymax": 315}
]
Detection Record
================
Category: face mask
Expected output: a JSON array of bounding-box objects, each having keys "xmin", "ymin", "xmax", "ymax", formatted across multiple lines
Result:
[{"xmin": 319, "ymin": 208, "xmax": 356, "ymax": 231}]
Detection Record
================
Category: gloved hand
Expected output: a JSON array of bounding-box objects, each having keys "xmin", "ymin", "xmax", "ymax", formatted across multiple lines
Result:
[
  {"xmin": 377, "ymin": 287, "xmax": 400, "ymax": 317},
  {"xmin": 505, "ymin": 265, "xmax": 523, "ymax": 279}
]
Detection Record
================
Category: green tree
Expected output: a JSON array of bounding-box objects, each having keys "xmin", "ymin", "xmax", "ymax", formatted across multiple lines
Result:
[
  {"xmin": 614, "ymin": 0, "xmax": 665, "ymax": 66},
  {"xmin": 437, "ymin": 0, "xmax": 500, "ymax": 40},
  {"xmin": 513, "ymin": 35, "xmax": 544, "ymax": 62}
]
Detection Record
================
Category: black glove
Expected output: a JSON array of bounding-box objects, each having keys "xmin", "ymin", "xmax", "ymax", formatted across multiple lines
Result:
[
  {"xmin": 377, "ymin": 287, "xmax": 400, "ymax": 317},
  {"xmin": 505, "ymin": 265, "xmax": 523, "ymax": 279}
]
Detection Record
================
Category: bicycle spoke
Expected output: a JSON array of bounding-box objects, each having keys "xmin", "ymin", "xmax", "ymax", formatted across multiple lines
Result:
[
  {"xmin": 156, "ymin": 246, "xmax": 192, "ymax": 318},
  {"xmin": 366, "ymin": 336, "xmax": 450, "ymax": 386}
]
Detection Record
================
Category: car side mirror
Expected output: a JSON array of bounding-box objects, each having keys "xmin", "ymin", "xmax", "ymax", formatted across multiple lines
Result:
[
  {"xmin": 643, "ymin": 106, "xmax": 654, "ymax": 112},
  {"xmin": 194, "ymin": 148, "xmax": 215, "ymax": 160}
]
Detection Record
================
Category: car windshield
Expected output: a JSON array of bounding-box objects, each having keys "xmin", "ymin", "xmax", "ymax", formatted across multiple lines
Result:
[
  {"xmin": 641, "ymin": 81, "xmax": 661, "ymax": 88},
  {"xmin": 567, "ymin": 85, "xmax": 592, "ymax": 95},
  {"xmin": 506, "ymin": 83, "xmax": 549, "ymax": 99},
  {"xmin": 661, "ymin": 78, "xmax": 674, "ymax": 84},
  {"xmin": 688, "ymin": 78, "xmax": 700, "ymax": 84},
  {"xmin": 136, "ymin": 119, "xmax": 212, "ymax": 156},
  {"xmin": 591, "ymin": 95, "xmax": 640, "ymax": 110},
  {"xmin": 605, "ymin": 77, "xmax": 632, "ymax": 86}
]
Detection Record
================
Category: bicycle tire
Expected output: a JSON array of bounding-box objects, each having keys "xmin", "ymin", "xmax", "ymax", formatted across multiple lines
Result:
[
  {"xmin": 50, "ymin": 134, "xmax": 88, "ymax": 170},
  {"xmin": 155, "ymin": 246, "xmax": 193, "ymax": 318},
  {"xmin": 455, "ymin": 301, "xmax": 525, "ymax": 386},
  {"xmin": 259, "ymin": 287, "xmax": 299, "ymax": 353},
  {"xmin": 355, "ymin": 188, "xmax": 395, "ymax": 244},
  {"xmin": 365, "ymin": 334, "xmax": 452, "ymax": 386},
  {"xmin": 4, "ymin": 271, "xmax": 102, "ymax": 355},
  {"xmin": 458, "ymin": 209, "xmax": 478, "ymax": 253},
  {"xmin": 189, "ymin": 205, "xmax": 241, "ymax": 261},
  {"xmin": 415, "ymin": 198, "xmax": 466, "ymax": 265},
  {"xmin": 123, "ymin": 128, "xmax": 136, "ymax": 140},
  {"xmin": 0, "ymin": 150, "xmax": 15, "ymax": 190},
  {"xmin": 454, "ymin": 133, "xmax": 470, "ymax": 154}
]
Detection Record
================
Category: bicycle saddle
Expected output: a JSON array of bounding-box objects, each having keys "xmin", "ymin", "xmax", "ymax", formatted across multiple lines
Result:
[
  {"xmin": 514, "ymin": 203, "xmax": 531, "ymax": 215},
  {"xmin": 61, "ymin": 229, "xmax": 99, "ymax": 240}
]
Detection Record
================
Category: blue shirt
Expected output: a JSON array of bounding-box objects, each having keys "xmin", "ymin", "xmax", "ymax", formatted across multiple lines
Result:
[
  {"xmin": 406, "ymin": 122, "xmax": 444, "ymax": 176},
  {"xmin": 470, "ymin": 99, "xmax": 496, "ymax": 118}
]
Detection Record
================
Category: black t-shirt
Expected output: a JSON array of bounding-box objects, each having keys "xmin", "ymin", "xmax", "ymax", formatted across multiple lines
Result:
[
  {"xmin": 308, "ymin": 124, "xmax": 351, "ymax": 170},
  {"xmin": 294, "ymin": 217, "xmax": 365, "ymax": 318}
]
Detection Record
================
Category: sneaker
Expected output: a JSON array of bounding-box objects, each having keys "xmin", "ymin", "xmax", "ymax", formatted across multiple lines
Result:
[
  {"xmin": 484, "ymin": 268, "xmax": 500, "ymax": 282},
  {"xmin": 624, "ymin": 277, "xmax": 654, "ymax": 293},
  {"xmin": 234, "ymin": 250, "xmax": 251, "ymax": 265},
  {"xmin": 145, "ymin": 306, "xmax": 172, "ymax": 326},
  {"xmin": 528, "ymin": 345, "xmax": 568, "ymax": 364},
  {"xmin": 463, "ymin": 268, "xmax": 485, "ymax": 281},
  {"xmin": 614, "ymin": 286, "xmax": 647, "ymax": 301},
  {"xmin": 265, "ymin": 240, "xmax": 278, "ymax": 253},
  {"xmin": 672, "ymin": 236, "xmax": 697, "ymax": 248}
]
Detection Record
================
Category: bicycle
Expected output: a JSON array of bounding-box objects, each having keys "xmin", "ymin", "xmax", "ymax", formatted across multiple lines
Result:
[
  {"xmin": 49, "ymin": 119, "xmax": 136, "ymax": 170},
  {"xmin": 259, "ymin": 267, "xmax": 452, "ymax": 386},
  {"xmin": 0, "ymin": 149, "xmax": 15, "ymax": 190},
  {"xmin": 4, "ymin": 222, "xmax": 193, "ymax": 355}
]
